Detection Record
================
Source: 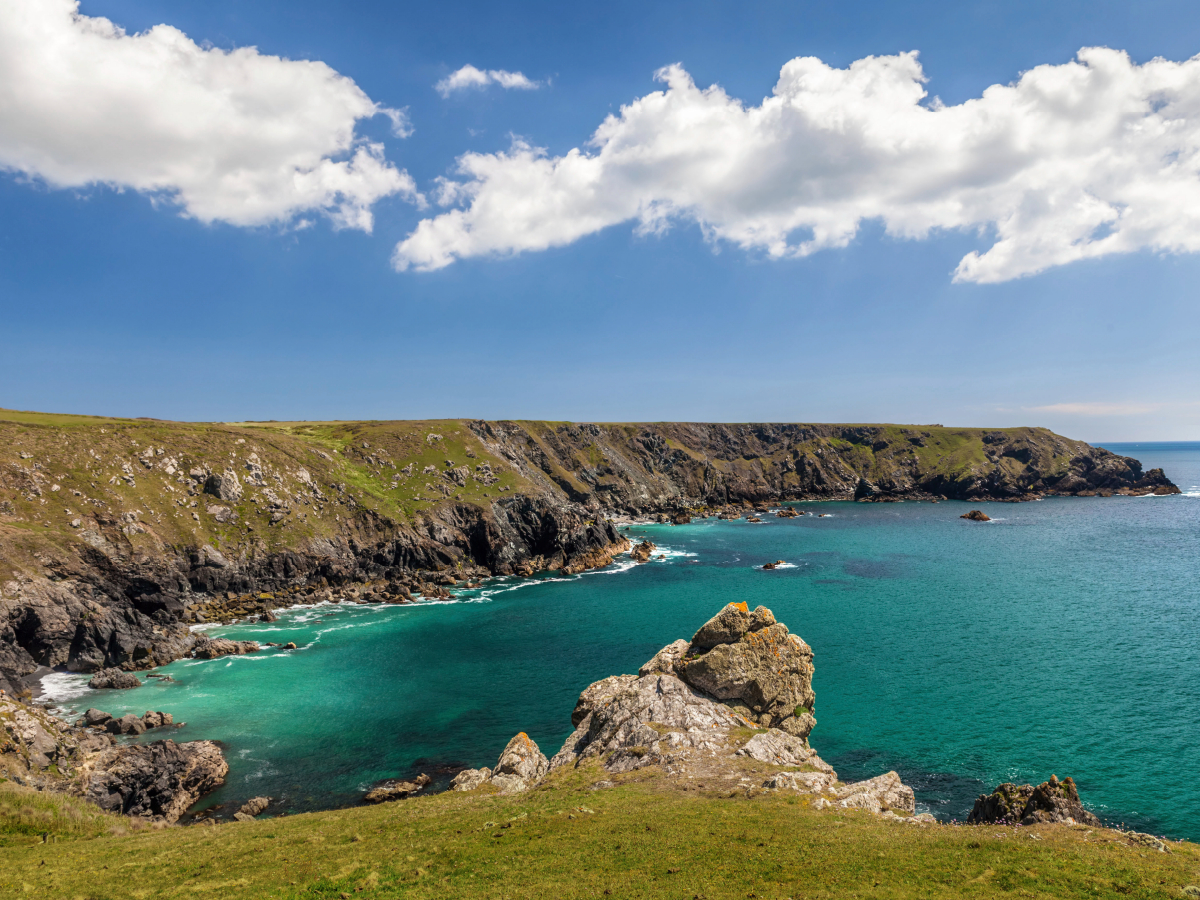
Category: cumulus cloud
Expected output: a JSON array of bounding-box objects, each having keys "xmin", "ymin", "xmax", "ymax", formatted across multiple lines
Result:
[
  {"xmin": 396, "ymin": 48, "xmax": 1200, "ymax": 280},
  {"xmin": 435, "ymin": 65, "xmax": 540, "ymax": 97},
  {"xmin": 0, "ymin": 0, "xmax": 419, "ymax": 231}
]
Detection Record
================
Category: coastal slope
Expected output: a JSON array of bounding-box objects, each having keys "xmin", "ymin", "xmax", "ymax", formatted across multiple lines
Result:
[{"xmin": 0, "ymin": 410, "xmax": 1178, "ymax": 694}]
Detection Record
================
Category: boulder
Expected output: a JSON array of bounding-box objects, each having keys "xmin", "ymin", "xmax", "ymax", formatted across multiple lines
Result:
[
  {"xmin": 672, "ymin": 513, "xmax": 692, "ymax": 525},
  {"xmin": 968, "ymin": 775, "xmax": 1100, "ymax": 826},
  {"xmin": 140, "ymin": 711, "xmax": 174, "ymax": 729},
  {"xmin": 238, "ymin": 796, "xmax": 270, "ymax": 817},
  {"xmin": 630, "ymin": 540, "xmax": 656, "ymax": 563},
  {"xmin": 835, "ymin": 772, "xmax": 915, "ymax": 814},
  {"xmin": 961, "ymin": 509, "xmax": 991, "ymax": 522},
  {"xmin": 494, "ymin": 732, "xmax": 549, "ymax": 785},
  {"xmin": 764, "ymin": 770, "xmax": 836, "ymax": 793},
  {"xmin": 82, "ymin": 708, "xmax": 112, "ymax": 727},
  {"xmin": 82, "ymin": 739, "xmax": 228, "ymax": 823},
  {"xmin": 192, "ymin": 638, "xmax": 260, "ymax": 660},
  {"xmin": 677, "ymin": 603, "xmax": 815, "ymax": 739},
  {"xmin": 105, "ymin": 713, "xmax": 147, "ymax": 736},
  {"xmin": 736, "ymin": 730, "xmax": 832, "ymax": 770},
  {"xmin": 88, "ymin": 668, "xmax": 142, "ymax": 690},
  {"xmin": 203, "ymin": 469, "xmax": 243, "ymax": 502},
  {"xmin": 450, "ymin": 767, "xmax": 493, "ymax": 791}
]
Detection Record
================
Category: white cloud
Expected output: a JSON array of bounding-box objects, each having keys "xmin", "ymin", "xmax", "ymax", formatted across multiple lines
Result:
[
  {"xmin": 435, "ymin": 64, "xmax": 540, "ymax": 98},
  {"xmin": 0, "ymin": 0, "xmax": 419, "ymax": 231},
  {"xmin": 396, "ymin": 48, "xmax": 1200, "ymax": 279}
]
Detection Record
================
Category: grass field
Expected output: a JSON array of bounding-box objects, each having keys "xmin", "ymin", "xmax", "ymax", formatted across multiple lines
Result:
[{"xmin": 1, "ymin": 766, "xmax": 1195, "ymax": 900}]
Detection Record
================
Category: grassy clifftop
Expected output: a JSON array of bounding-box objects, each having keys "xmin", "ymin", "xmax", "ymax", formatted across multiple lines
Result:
[{"xmin": 0, "ymin": 764, "xmax": 1194, "ymax": 899}]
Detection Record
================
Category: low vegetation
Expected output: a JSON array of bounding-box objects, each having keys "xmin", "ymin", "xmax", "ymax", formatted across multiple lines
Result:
[{"xmin": 0, "ymin": 765, "xmax": 1195, "ymax": 899}]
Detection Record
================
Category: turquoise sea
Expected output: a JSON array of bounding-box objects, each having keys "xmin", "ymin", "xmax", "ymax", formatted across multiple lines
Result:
[{"xmin": 44, "ymin": 443, "xmax": 1200, "ymax": 838}]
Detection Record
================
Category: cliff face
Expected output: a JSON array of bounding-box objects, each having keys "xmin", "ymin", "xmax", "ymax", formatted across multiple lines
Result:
[{"xmin": 0, "ymin": 411, "xmax": 1178, "ymax": 693}]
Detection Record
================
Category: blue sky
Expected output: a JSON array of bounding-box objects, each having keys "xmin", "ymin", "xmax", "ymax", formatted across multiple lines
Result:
[{"xmin": 2, "ymin": 0, "xmax": 1199, "ymax": 439}]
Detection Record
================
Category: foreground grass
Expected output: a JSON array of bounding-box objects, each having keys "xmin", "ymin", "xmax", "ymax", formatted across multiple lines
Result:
[
  {"xmin": 0, "ymin": 780, "xmax": 130, "ymax": 845},
  {"xmin": 1, "ymin": 770, "xmax": 1196, "ymax": 900}
]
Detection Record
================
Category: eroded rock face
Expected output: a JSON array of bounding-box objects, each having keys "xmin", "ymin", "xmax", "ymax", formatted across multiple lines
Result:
[
  {"xmin": 835, "ymin": 772, "xmax": 915, "ymax": 814},
  {"xmin": 677, "ymin": 603, "xmax": 816, "ymax": 740},
  {"xmin": 968, "ymin": 775, "xmax": 1100, "ymax": 826},
  {"xmin": 82, "ymin": 739, "xmax": 228, "ymax": 823}
]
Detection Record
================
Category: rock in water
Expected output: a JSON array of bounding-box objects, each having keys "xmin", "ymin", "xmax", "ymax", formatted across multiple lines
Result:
[
  {"xmin": 630, "ymin": 540, "xmax": 656, "ymax": 563},
  {"xmin": 238, "ymin": 796, "xmax": 270, "ymax": 817},
  {"xmin": 961, "ymin": 509, "xmax": 991, "ymax": 521},
  {"xmin": 82, "ymin": 740, "xmax": 228, "ymax": 823},
  {"xmin": 363, "ymin": 774, "xmax": 431, "ymax": 804},
  {"xmin": 677, "ymin": 602, "xmax": 816, "ymax": 739},
  {"xmin": 105, "ymin": 713, "xmax": 147, "ymax": 736},
  {"xmin": 191, "ymin": 638, "xmax": 260, "ymax": 659},
  {"xmin": 968, "ymin": 775, "xmax": 1100, "ymax": 826},
  {"xmin": 87, "ymin": 668, "xmax": 142, "ymax": 690},
  {"xmin": 82, "ymin": 708, "xmax": 112, "ymax": 727}
]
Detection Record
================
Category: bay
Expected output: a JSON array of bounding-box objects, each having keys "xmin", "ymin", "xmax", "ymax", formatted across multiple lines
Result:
[{"xmin": 45, "ymin": 442, "xmax": 1200, "ymax": 838}]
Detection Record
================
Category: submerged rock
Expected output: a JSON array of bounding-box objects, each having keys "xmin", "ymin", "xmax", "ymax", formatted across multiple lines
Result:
[
  {"xmin": 88, "ymin": 668, "xmax": 142, "ymax": 690},
  {"xmin": 968, "ymin": 775, "xmax": 1100, "ymax": 826}
]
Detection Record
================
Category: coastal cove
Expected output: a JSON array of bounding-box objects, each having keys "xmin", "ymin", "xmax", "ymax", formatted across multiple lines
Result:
[{"xmin": 43, "ymin": 443, "xmax": 1200, "ymax": 839}]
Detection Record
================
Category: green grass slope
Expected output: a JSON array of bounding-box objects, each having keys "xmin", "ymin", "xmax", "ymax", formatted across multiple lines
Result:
[{"xmin": 0, "ymin": 767, "xmax": 1194, "ymax": 900}]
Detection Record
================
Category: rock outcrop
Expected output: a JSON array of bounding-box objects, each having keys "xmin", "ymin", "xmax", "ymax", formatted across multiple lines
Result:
[
  {"xmin": 1, "ymin": 694, "xmax": 225, "ymax": 824},
  {"xmin": 961, "ymin": 509, "xmax": 991, "ymax": 522},
  {"xmin": 460, "ymin": 605, "xmax": 922, "ymax": 820},
  {"xmin": 88, "ymin": 668, "xmax": 142, "ymax": 690},
  {"xmin": 191, "ymin": 638, "xmax": 260, "ymax": 660},
  {"xmin": 968, "ymin": 775, "xmax": 1101, "ymax": 826},
  {"xmin": 82, "ymin": 739, "xmax": 228, "ymax": 823},
  {"xmin": 364, "ymin": 773, "xmax": 431, "ymax": 804},
  {"xmin": 452, "ymin": 732, "xmax": 550, "ymax": 794},
  {"xmin": 630, "ymin": 540, "xmax": 656, "ymax": 563}
]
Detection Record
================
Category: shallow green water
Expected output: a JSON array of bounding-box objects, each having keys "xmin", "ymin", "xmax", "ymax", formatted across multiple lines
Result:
[{"xmin": 46, "ymin": 444, "xmax": 1200, "ymax": 838}]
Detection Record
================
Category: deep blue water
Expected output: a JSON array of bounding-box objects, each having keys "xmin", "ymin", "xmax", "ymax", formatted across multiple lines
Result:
[{"xmin": 45, "ymin": 443, "xmax": 1200, "ymax": 838}]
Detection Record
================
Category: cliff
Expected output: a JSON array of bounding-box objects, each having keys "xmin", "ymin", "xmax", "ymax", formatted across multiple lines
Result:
[{"xmin": 0, "ymin": 410, "xmax": 1178, "ymax": 693}]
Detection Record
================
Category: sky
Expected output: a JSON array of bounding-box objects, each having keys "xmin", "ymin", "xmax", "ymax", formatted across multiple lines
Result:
[{"xmin": 1, "ymin": 0, "xmax": 1199, "ymax": 440}]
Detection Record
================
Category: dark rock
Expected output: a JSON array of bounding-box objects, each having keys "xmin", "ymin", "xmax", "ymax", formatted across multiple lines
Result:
[
  {"xmin": 961, "ymin": 509, "xmax": 991, "ymax": 521},
  {"xmin": 83, "ymin": 739, "xmax": 228, "ymax": 823},
  {"xmin": 630, "ymin": 540, "xmax": 656, "ymax": 563},
  {"xmin": 88, "ymin": 668, "xmax": 142, "ymax": 690},
  {"xmin": 968, "ymin": 775, "xmax": 1100, "ymax": 826},
  {"xmin": 671, "ymin": 513, "xmax": 692, "ymax": 525},
  {"xmin": 141, "ymin": 710, "xmax": 173, "ymax": 729},
  {"xmin": 191, "ymin": 638, "xmax": 259, "ymax": 660},
  {"xmin": 105, "ymin": 713, "xmax": 147, "ymax": 736}
]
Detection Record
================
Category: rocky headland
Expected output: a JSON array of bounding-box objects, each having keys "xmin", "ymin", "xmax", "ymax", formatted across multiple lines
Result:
[{"xmin": 0, "ymin": 412, "xmax": 1178, "ymax": 700}]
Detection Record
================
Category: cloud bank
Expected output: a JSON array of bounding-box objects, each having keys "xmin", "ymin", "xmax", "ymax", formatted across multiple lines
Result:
[
  {"xmin": 396, "ymin": 48, "xmax": 1200, "ymax": 281},
  {"xmin": 0, "ymin": 0, "xmax": 418, "ymax": 231},
  {"xmin": 435, "ymin": 65, "xmax": 540, "ymax": 97}
]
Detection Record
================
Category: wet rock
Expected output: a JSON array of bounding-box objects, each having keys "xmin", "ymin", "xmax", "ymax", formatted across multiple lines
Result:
[
  {"xmin": 630, "ymin": 540, "xmax": 656, "ymax": 563},
  {"xmin": 192, "ymin": 638, "xmax": 259, "ymax": 660},
  {"xmin": 140, "ymin": 711, "xmax": 174, "ymax": 729},
  {"xmin": 968, "ymin": 775, "xmax": 1100, "ymax": 826},
  {"xmin": 82, "ymin": 739, "xmax": 228, "ymax": 823},
  {"xmin": 88, "ymin": 668, "xmax": 142, "ymax": 690},
  {"xmin": 961, "ymin": 509, "xmax": 991, "ymax": 522}
]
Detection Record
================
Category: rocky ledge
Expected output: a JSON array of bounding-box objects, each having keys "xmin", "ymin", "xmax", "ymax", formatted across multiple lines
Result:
[
  {"xmin": 450, "ymin": 603, "xmax": 930, "ymax": 822},
  {"xmin": 0, "ymin": 692, "xmax": 226, "ymax": 824}
]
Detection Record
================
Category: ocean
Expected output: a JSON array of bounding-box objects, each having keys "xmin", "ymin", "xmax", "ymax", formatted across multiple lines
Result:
[{"xmin": 43, "ymin": 442, "xmax": 1200, "ymax": 838}]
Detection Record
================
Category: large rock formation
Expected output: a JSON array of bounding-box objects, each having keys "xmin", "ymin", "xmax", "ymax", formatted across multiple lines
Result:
[
  {"xmin": 458, "ymin": 604, "xmax": 919, "ymax": 819},
  {"xmin": 968, "ymin": 775, "xmax": 1101, "ymax": 826}
]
